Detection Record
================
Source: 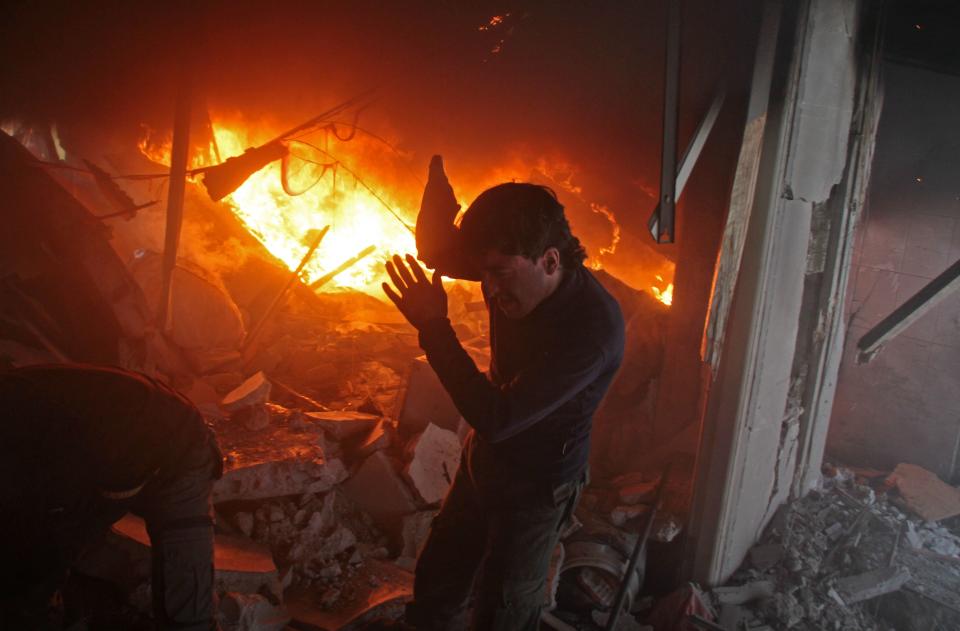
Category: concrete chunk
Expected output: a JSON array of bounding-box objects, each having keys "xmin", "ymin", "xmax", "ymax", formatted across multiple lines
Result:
[
  {"xmin": 213, "ymin": 421, "xmax": 347, "ymax": 503},
  {"xmin": 833, "ymin": 566, "xmax": 911, "ymax": 604},
  {"xmin": 342, "ymin": 451, "xmax": 418, "ymax": 532},
  {"xmin": 353, "ymin": 419, "xmax": 396, "ymax": 459},
  {"xmin": 218, "ymin": 592, "xmax": 290, "ymax": 631},
  {"xmin": 221, "ymin": 371, "xmax": 272, "ymax": 412},
  {"xmin": 404, "ymin": 423, "xmax": 461, "ymax": 505},
  {"xmin": 397, "ymin": 343, "xmax": 489, "ymax": 437},
  {"xmin": 713, "ymin": 580, "xmax": 775, "ymax": 606},
  {"xmin": 748, "ymin": 543, "xmax": 785, "ymax": 571},
  {"xmin": 304, "ymin": 410, "xmax": 380, "ymax": 440}
]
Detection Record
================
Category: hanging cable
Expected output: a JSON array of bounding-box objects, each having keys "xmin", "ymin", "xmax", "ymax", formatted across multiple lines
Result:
[{"xmin": 290, "ymin": 139, "xmax": 414, "ymax": 235}]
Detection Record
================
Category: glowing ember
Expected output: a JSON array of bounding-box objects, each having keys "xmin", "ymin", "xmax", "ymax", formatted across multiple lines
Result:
[{"xmin": 652, "ymin": 275, "xmax": 674, "ymax": 306}]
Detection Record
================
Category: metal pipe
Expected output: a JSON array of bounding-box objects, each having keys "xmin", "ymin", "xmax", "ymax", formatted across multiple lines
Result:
[
  {"xmin": 309, "ymin": 244, "xmax": 377, "ymax": 291},
  {"xmin": 605, "ymin": 464, "xmax": 672, "ymax": 630},
  {"xmin": 242, "ymin": 226, "xmax": 329, "ymax": 354}
]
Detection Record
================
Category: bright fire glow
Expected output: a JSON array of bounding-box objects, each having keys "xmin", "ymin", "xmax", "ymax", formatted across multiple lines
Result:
[
  {"xmin": 140, "ymin": 121, "xmax": 417, "ymax": 295},
  {"xmin": 212, "ymin": 127, "xmax": 416, "ymax": 295},
  {"xmin": 137, "ymin": 119, "xmax": 660, "ymax": 302},
  {"xmin": 652, "ymin": 275, "xmax": 674, "ymax": 306}
]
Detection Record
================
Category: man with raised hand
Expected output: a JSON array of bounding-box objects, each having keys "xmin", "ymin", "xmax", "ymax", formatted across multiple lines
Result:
[{"xmin": 382, "ymin": 156, "xmax": 625, "ymax": 630}]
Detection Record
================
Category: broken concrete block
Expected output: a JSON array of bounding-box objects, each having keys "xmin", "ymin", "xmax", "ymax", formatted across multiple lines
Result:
[
  {"xmin": 886, "ymin": 463, "xmax": 960, "ymax": 521},
  {"xmin": 404, "ymin": 423, "xmax": 462, "ymax": 505},
  {"xmin": 222, "ymin": 371, "xmax": 272, "ymax": 412},
  {"xmin": 288, "ymin": 524, "xmax": 357, "ymax": 565},
  {"xmin": 342, "ymin": 451, "xmax": 418, "ymax": 533},
  {"xmin": 397, "ymin": 344, "xmax": 490, "ymax": 437},
  {"xmin": 748, "ymin": 543, "xmax": 785, "ymax": 571},
  {"xmin": 834, "ymin": 566, "xmax": 911, "ymax": 605},
  {"xmin": 131, "ymin": 255, "xmax": 247, "ymax": 353},
  {"xmin": 232, "ymin": 404, "xmax": 271, "ymax": 431},
  {"xmin": 304, "ymin": 410, "xmax": 380, "ymax": 440},
  {"xmin": 353, "ymin": 419, "xmax": 396, "ymax": 459},
  {"xmin": 213, "ymin": 420, "xmax": 347, "ymax": 502},
  {"xmin": 218, "ymin": 592, "xmax": 290, "ymax": 631},
  {"xmin": 713, "ymin": 580, "xmax": 775, "ymax": 606}
]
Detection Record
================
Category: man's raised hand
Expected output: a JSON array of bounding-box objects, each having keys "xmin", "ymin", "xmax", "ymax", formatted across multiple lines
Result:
[{"xmin": 382, "ymin": 253, "xmax": 448, "ymax": 329}]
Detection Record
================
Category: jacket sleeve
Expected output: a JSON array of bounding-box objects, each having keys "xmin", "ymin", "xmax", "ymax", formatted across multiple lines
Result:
[{"xmin": 417, "ymin": 317, "xmax": 606, "ymax": 443}]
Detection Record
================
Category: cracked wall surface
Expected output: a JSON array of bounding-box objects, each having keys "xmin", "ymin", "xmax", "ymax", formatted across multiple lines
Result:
[{"xmin": 828, "ymin": 62, "xmax": 960, "ymax": 481}]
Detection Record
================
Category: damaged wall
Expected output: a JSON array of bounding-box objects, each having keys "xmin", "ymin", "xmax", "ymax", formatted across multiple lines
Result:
[
  {"xmin": 828, "ymin": 62, "xmax": 960, "ymax": 481},
  {"xmin": 689, "ymin": 0, "xmax": 871, "ymax": 585}
]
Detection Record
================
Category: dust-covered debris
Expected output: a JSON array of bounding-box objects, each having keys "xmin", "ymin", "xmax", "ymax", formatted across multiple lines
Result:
[{"xmin": 706, "ymin": 462, "xmax": 960, "ymax": 631}]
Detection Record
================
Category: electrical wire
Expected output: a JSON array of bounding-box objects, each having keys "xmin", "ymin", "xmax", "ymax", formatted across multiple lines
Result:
[{"xmin": 289, "ymin": 139, "xmax": 414, "ymax": 234}]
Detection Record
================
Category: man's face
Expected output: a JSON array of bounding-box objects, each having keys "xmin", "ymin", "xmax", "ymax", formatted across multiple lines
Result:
[{"xmin": 478, "ymin": 248, "xmax": 561, "ymax": 319}]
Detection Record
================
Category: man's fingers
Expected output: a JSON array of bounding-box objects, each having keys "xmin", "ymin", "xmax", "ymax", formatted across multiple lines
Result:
[
  {"xmin": 392, "ymin": 254, "xmax": 416, "ymax": 287},
  {"xmin": 406, "ymin": 254, "xmax": 430, "ymax": 284},
  {"xmin": 385, "ymin": 260, "xmax": 408, "ymax": 294},
  {"xmin": 432, "ymin": 269, "xmax": 444, "ymax": 288},
  {"xmin": 382, "ymin": 282, "xmax": 403, "ymax": 308}
]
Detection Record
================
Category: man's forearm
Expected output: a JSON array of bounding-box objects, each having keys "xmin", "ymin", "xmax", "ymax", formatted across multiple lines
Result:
[{"xmin": 417, "ymin": 318, "xmax": 605, "ymax": 443}]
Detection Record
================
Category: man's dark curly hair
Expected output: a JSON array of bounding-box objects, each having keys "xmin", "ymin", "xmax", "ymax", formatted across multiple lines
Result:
[{"xmin": 458, "ymin": 183, "xmax": 588, "ymax": 268}]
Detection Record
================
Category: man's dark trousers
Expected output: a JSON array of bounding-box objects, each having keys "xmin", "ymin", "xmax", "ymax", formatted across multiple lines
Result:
[{"xmin": 406, "ymin": 463, "xmax": 582, "ymax": 630}]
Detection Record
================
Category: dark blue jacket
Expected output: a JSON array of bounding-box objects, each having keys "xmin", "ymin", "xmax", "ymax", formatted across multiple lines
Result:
[{"xmin": 418, "ymin": 264, "xmax": 624, "ymax": 492}]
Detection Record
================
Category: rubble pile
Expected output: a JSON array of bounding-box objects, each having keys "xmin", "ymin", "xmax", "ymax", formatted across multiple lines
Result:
[{"xmin": 704, "ymin": 463, "xmax": 960, "ymax": 631}]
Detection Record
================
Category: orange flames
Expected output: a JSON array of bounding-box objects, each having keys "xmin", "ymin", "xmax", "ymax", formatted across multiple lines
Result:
[
  {"xmin": 651, "ymin": 275, "xmax": 674, "ymax": 306},
  {"xmin": 137, "ymin": 117, "xmax": 674, "ymax": 305},
  {"xmin": 211, "ymin": 126, "xmax": 417, "ymax": 295},
  {"xmin": 140, "ymin": 120, "xmax": 420, "ymax": 295}
]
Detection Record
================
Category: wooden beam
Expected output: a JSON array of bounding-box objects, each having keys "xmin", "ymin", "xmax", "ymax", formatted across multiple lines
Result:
[{"xmin": 157, "ymin": 65, "xmax": 193, "ymax": 332}]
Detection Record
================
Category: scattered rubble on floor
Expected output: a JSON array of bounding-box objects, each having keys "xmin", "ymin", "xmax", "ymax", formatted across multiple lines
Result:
[
  {"xmin": 218, "ymin": 592, "xmax": 290, "ymax": 631},
  {"xmin": 702, "ymin": 462, "xmax": 960, "ymax": 631},
  {"xmin": 886, "ymin": 462, "xmax": 960, "ymax": 522}
]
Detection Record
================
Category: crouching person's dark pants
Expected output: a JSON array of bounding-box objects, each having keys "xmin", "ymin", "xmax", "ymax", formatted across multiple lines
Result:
[
  {"xmin": 406, "ymin": 463, "xmax": 582, "ymax": 631},
  {"xmin": 135, "ymin": 439, "xmax": 221, "ymax": 631}
]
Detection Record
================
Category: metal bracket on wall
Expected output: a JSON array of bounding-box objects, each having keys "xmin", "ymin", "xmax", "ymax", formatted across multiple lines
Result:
[
  {"xmin": 647, "ymin": 0, "xmax": 726, "ymax": 243},
  {"xmin": 857, "ymin": 256, "xmax": 960, "ymax": 363}
]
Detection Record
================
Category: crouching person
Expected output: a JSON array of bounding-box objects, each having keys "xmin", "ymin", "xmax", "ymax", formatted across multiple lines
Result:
[{"xmin": 0, "ymin": 363, "xmax": 223, "ymax": 630}]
